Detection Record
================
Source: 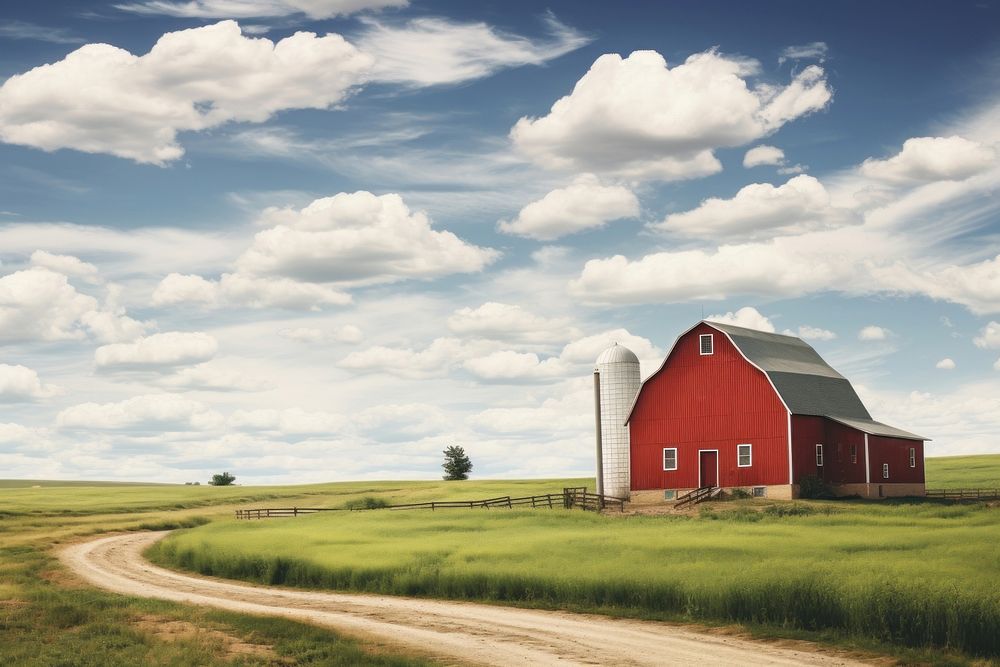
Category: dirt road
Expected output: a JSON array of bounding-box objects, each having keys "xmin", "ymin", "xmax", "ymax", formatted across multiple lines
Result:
[{"xmin": 61, "ymin": 532, "xmax": 866, "ymax": 666}]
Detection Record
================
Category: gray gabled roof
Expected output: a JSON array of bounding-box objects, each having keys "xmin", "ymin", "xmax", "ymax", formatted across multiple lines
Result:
[{"xmin": 704, "ymin": 322, "xmax": 926, "ymax": 441}]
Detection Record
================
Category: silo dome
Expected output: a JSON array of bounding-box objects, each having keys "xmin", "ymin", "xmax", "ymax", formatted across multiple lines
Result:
[{"xmin": 594, "ymin": 343, "xmax": 641, "ymax": 500}]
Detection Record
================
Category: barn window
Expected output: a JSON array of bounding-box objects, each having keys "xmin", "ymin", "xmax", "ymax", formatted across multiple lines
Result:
[
  {"xmin": 882, "ymin": 463, "xmax": 890, "ymax": 479},
  {"xmin": 699, "ymin": 334, "xmax": 714, "ymax": 355},
  {"xmin": 815, "ymin": 444, "xmax": 824, "ymax": 467},
  {"xmin": 752, "ymin": 486, "xmax": 766, "ymax": 497},
  {"xmin": 909, "ymin": 447, "xmax": 916, "ymax": 468},
  {"xmin": 850, "ymin": 444, "xmax": 857, "ymax": 464},
  {"xmin": 737, "ymin": 443, "xmax": 752, "ymax": 467},
  {"xmin": 663, "ymin": 448, "xmax": 678, "ymax": 471}
]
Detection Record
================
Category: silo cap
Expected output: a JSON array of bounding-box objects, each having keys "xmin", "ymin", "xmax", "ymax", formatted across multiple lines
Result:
[{"xmin": 595, "ymin": 342, "xmax": 640, "ymax": 365}]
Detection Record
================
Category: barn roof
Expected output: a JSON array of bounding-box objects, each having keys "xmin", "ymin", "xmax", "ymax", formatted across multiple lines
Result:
[{"xmin": 626, "ymin": 321, "xmax": 927, "ymax": 441}]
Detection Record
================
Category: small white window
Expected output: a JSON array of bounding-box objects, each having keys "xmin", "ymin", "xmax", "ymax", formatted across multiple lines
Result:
[
  {"xmin": 850, "ymin": 444, "xmax": 857, "ymax": 464},
  {"xmin": 737, "ymin": 443, "xmax": 752, "ymax": 467},
  {"xmin": 816, "ymin": 444, "xmax": 824, "ymax": 467},
  {"xmin": 909, "ymin": 447, "xmax": 916, "ymax": 468},
  {"xmin": 882, "ymin": 463, "xmax": 890, "ymax": 479},
  {"xmin": 663, "ymin": 447, "xmax": 678, "ymax": 471},
  {"xmin": 699, "ymin": 334, "xmax": 714, "ymax": 355}
]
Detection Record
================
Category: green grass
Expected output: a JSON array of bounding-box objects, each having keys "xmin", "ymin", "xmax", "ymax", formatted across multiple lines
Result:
[{"xmin": 926, "ymin": 454, "xmax": 1000, "ymax": 489}]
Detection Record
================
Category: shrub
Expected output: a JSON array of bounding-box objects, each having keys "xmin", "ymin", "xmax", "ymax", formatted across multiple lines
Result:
[
  {"xmin": 344, "ymin": 496, "xmax": 390, "ymax": 510},
  {"xmin": 798, "ymin": 474, "xmax": 832, "ymax": 499}
]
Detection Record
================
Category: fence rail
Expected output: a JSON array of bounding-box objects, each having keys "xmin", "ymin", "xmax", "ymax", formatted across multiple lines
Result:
[
  {"xmin": 236, "ymin": 487, "xmax": 626, "ymax": 519},
  {"xmin": 925, "ymin": 488, "xmax": 1000, "ymax": 500},
  {"xmin": 674, "ymin": 485, "xmax": 719, "ymax": 509}
]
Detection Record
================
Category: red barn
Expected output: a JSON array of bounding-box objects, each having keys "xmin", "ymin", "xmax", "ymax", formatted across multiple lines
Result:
[{"xmin": 626, "ymin": 321, "xmax": 926, "ymax": 501}]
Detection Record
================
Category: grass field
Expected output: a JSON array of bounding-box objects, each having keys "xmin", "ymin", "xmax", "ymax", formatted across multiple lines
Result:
[{"xmin": 2, "ymin": 455, "xmax": 997, "ymax": 665}]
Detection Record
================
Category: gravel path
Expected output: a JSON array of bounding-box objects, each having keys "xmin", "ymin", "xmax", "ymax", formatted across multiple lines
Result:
[{"xmin": 61, "ymin": 532, "xmax": 869, "ymax": 666}]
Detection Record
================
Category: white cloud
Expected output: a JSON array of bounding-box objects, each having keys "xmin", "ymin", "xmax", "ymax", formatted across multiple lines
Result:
[
  {"xmin": 0, "ymin": 364, "xmax": 61, "ymax": 401},
  {"xmin": 446, "ymin": 302, "xmax": 578, "ymax": 344},
  {"xmin": 158, "ymin": 363, "xmax": 273, "ymax": 392},
  {"xmin": 995, "ymin": 358, "xmax": 1000, "ymax": 371},
  {"xmin": 462, "ymin": 350, "xmax": 568, "ymax": 380},
  {"xmin": 497, "ymin": 174, "xmax": 638, "ymax": 240},
  {"xmin": 153, "ymin": 272, "xmax": 352, "ymax": 310},
  {"xmin": 653, "ymin": 174, "xmax": 832, "ymax": 239},
  {"xmin": 559, "ymin": 328, "xmax": 662, "ymax": 365},
  {"xmin": 30, "ymin": 250, "xmax": 100, "ymax": 283},
  {"xmin": 743, "ymin": 144, "xmax": 785, "ymax": 168},
  {"xmin": 0, "ymin": 267, "xmax": 145, "ymax": 344},
  {"xmin": 860, "ymin": 136, "xmax": 995, "ymax": 184},
  {"xmin": 778, "ymin": 41, "xmax": 828, "ymax": 65},
  {"xmin": 874, "ymin": 254, "xmax": 1000, "ymax": 316},
  {"xmin": 468, "ymin": 380, "xmax": 591, "ymax": 434},
  {"xmin": 230, "ymin": 407, "xmax": 346, "ymax": 434},
  {"xmin": 236, "ymin": 191, "xmax": 498, "ymax": 286},
  {"xmin": 339, "ymin": 337, "xmax": 498, "ymax": 379},
  {"xmin": 935, "ymin": 358, "xmax": 956, "ymax": 370},
  {"xmin": 57, "ymin": 393, "xmax": 224, "ymax": 431},
  {"xmin": 278, "ymin": 324, "xmax": 363, "ymax": 344},
  {"xmin": 511, "ymin": 49, "xmax": 831, "ymax": 181},
  {"xmin": 0, "ymin": 21, "xmax": 372, "ymax": 164},
  {"xmin": 859, "ymin": 325, "xmax": 891, "ymax": 341},
  {"xmin": 116, "ymin": 0, "xmax": 406, "ymax": 19},
  {"xmin": 706, "ymin": 306, "xmax": 775, "ymax": 332},
  {"xmin": 356, "ymin": 15, "xmax": 588, "ymax": 86},
  {"xmin": 355, "ymin": 403, "xmax": 449, "ymax": 437},
  {"xmin": 789, "ymin": 325, "xmax": 836, "ymax": 341},
  {"xmin": 95, "ymin": 332, "xmax": 218, "ymax": 371},
  {"xmin": 974, "ymin": 321, "xmax": 1000, "ymax": 349}
]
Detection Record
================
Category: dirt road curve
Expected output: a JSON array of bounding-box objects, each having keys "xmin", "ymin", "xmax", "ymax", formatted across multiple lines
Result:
[{"xmin": 61, "ymin": 532, "xmax": 866, "ymax": 667}]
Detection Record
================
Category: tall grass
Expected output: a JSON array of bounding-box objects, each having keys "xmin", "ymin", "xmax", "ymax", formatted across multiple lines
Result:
[{"xmin": 152, "ymin": 500, "xmax": 1000, "ymax": 658}]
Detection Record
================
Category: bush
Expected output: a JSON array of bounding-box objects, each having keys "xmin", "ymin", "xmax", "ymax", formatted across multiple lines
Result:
[
  {"xmin": 798, "ymin": 475, "xmax": 832, "ymax": 499},
  {"xmin": 208, "ymin": 472, "xmax": 235, "ymax": 486},
  {"xmin": 343, "ymin": 496, "xmax": 390, "ymax": 510}
]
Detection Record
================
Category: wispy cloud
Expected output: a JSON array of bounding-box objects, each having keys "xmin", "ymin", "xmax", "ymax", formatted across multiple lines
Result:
[
  {"xmin": 778, "ymin": 41, "xmax": 829, "ymax": 65},
  {"xmin": 0, "ymin": 21, "xmax": 85, "ymax": 45}
]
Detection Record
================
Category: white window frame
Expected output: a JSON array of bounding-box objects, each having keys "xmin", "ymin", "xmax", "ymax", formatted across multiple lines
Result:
[
  {"xmin": 882, "ymin": 463, "xmax": 890, "ymax": 479},
  {"xmin": 737, "ymin": 443, "xmax": 752, "ymax": 468},
  {"xmin": 816, "ymin": 443, "xmax": 824, "ymax": 467},
  {"xmin": 663, "ymin": 447, "xmax": 678, "ymax": 471},
  {"xmin": 850, "ymin": 443, "xmax": 857, "ymax": 464},
  {"xmin": 909, "ymin": 447, "xmax": 916, "ymax": 468},
  {"xmin": 699, "ymin": 333, "xmax": 714, "ymax": 356}
]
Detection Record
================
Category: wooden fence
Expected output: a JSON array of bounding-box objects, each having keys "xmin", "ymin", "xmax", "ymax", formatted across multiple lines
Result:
[
  {"xmin": 925, "ymin": 488, "xmax": 1000, "ymax": 500},
  {"xmin": 235, "ymin": 487, "xmax": 625, "ymax": 520}
]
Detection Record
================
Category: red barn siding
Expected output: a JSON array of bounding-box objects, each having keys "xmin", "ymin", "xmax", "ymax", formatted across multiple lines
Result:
[
  {"xmin": 792, "ymin": 417, "xmax": 867, "ymax": 485},
  {"xmin": 629, "ymin": 323, "xmax": 789, "ymax": 490},
  {"xmin": 869, "ymin": 436, "xmax": 924, "ymax": 484}
]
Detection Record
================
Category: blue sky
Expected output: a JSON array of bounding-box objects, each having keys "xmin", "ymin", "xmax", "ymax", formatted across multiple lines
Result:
[{"xmin": 1, "ymin": 0, "xmax": 999, "ymax": 483}]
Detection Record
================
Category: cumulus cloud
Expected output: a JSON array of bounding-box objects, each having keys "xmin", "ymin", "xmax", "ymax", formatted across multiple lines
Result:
[
  {"xmin": 0, "ymin": 21, "xmax": 372, "ymax": 164},
  {"xmin": 356, "ymin": 15, "xmax": 588, "ymax": 86},
  {"xmin": 706, "ymin": 306, "xmax": 775, "ymax": 332},
  {"xmin": 0, "ymin": 267, "xmax": 145, "ymax": 344},
  {"xmin": 153, "ymin": 272, "xmax": 352, "ymax": 310},
  {"xmin": 936, "ymin": 357, "xmax": 956, "ymax": 370},
  {"xmin": 462, "ymin": 350, "xmax": 568, "ymax": 381},
  {"xmin": 95, "ymin": 332, "xmax": 218, "ymax": 371},
  {"xmin": 30, "ymin": 250, "xmax": 100, "ymax": 283},
  {"xmin": 859, "ymin": 325, "xmax": 891, "ymax": 341},
  {"xmin": 468, "ymin": 380, "xmax": 591, "ymax": 434},
  {"xmin": 788, "ymin": 325, "xmax": 836, "ymax": 341},
  {"xmin": 158, "ymin": 363, "xmax": 273, "ymax": 392},
  {"xmin": 743, "ymin": 144, "xmax": 785, "ymax": 168},
  {"xmin": 339, "ymin": 337, "xmax": 499, "ymax": 379},
  {"xmin": 57, "ymin": 393, "xmax": 224, "ymax": 431},
  {"xmin": 237, "ymin": 191, "xmax": 498, "ymax": 285},
  {"xmin": 278, "ymin": 325, "xmax": 363, "ymax": 343},
  {"xmin": 511, "ymin": 49, "xmax": 831, "ymax": 180},
  {"xmin": 974, "ymin": 321, "xmax": 1000, "ymax": 349},
  {"xmin": 653, "ymin": 174, "xmax": 832, "ymax": 239},
  {"xmin": 860, "ymin": 136, "xmax": 995, "ymax": 184},
  {"xmin": 446, "ymin": 302, "xmax": 578, "ymax": 344},
  {"xmin": 497, "ymin": 174, "xmax": 638, "ymax": 240},
  {"xmin": 0, "ymin": 364, "xmax": 61, "ymax": 401},
  {"xmin": 230, "ymin": 407, "xmax": 346, "ymax": 434},
  {"xmin": 116, "ymin": 0, "xmax": 406, "ymax": 18}
]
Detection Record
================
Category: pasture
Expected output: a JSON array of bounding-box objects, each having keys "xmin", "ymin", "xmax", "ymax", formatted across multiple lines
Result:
[{"xmin": 1, "ymin": 454, "xmax": 997, "ymax": 665}]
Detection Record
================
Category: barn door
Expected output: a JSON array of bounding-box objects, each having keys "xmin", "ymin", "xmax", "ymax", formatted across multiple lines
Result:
[{"xmin": 699, "ymin": 451, "xmax": 718, "ymax": 488}]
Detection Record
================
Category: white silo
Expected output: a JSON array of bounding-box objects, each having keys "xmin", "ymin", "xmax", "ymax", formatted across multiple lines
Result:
[{"xmin": 594, "ymin": 343, "xmax": 641, "ymax": 499}]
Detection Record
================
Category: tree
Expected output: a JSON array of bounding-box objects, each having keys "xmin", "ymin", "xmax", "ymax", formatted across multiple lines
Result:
[
  {"xmin": 209, "ymin": 472, "xmax": 236, "ymax": 486},
  {"xmin": 442, "ymin": 445, "xmax": 472, "ymax": 481}
]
